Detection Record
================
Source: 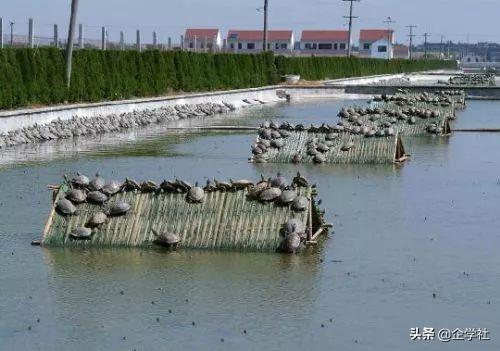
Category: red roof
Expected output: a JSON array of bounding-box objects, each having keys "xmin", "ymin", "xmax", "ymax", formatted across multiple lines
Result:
[
  {"xmin": 185, "ymin": 29, "xmax": 220, "ymax": 39},
  {"xmin": 301, "ymin": 30, "xmax": 349, "ymax": 42},
  {"xmin": 227, "ymin": 30, "xmax": 293, "ymax": 41},
  {"xmin": 360, "ymin": 29, "xmax": 394, "ymax": 42}
]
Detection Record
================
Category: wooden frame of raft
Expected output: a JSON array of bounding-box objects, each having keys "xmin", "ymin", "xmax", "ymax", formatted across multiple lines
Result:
[{"xmin": 42, "ymin": 185, "xmax": 323, "ymax": 252}]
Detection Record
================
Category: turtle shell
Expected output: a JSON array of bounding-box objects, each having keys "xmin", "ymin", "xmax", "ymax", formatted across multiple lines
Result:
[
  {"xmin": 124, "ymin": 178, "xmax": 141, "ymax": 191},
  {"xmin": 56, "ymin": 199, "xmax": 77, "ymax": 216},
  {"xmin": 66, "ymin": 189, "xmax": 87, "ymax": 204},
  {"xmin": 248, "ymin": 181, "xmax": 269, "ymax": 198},
  {"xmin": 109, "ymin": 201, "xmax": 131, "ymax": 216},
  {"xmin": 187, "ymin": 187, "xmax": 205, "ymax": 203},
  {"xmin": 87, "ymin": 191, "xmax": 108, "ymax": 204},
  {"xmin": 292, "ymin": 173, "xmax": 309, "ymax": 187},
  {"xmin": 282, "ymin": 233, "xmax": 301, "ymax": 253},
  {"xmin": 88, "ymin": 173, "xmax": 105, "ymax": 191},
  {"xmin": 141, "ymin": 180, "xmax": 158, "ymax": 193},
  {"xmin": 69, "ymin": 227, "xmax": 93, "ymax": 240},
  {"xmin": 87, "ymin": 212, "xmax": 107, "ymax": 228},
  {"xmin": 71, "ymin": 173, "xmax": 90, "ymax": 188},
  {"xmin": 313, "ymin": 153, "xmax": 326, "ymax": 163},
  {"xmin": 259, "ymin": 187, "xmax": 282, "ymax": 202},
  {"xmin": 279, "ymin": 190, "xmax": 297, "ymax": 205},
  {"xmin": 270, "ymin": 174, "xmax": 288, "ymax": 189},
  {"xmin": 292, "ymin": 153, "xmax": 302, "ymax": 164},
  {"xmin": 230, "ymin": 179, "xmax": 254, "ymax": 190},
  {"xmin": 292, "ymin": 196, "xmax": 308, "ymax": 212},
  {"xmin": 285, "ymin": 218, "xmax": 306, "ymax": 235},
  {"xmin": 102, "ymin": 180, "xmax": 123, "ymax": 196}
]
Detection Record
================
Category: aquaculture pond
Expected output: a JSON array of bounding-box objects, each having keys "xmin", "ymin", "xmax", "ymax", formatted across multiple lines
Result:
[{"xmin": 0, "ymin": 99, "xmax": 499, "ymax": 351}]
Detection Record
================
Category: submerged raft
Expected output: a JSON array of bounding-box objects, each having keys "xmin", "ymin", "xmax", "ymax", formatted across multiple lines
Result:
[{"xmin": 42, "ymin": 176, "xmax": 326, "ymax": 252}]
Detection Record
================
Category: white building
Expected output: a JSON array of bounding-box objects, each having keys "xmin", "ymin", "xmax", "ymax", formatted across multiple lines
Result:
[
  {"xmin": 184, "ymin": 29, "xmax": 222, "ymax": 51},
  {"xmin": 300, "ymin": 30, "xmax": 349, "ymax": 56},
  {"xmin": 226, "ymin": 30, "xmax": 294, "ymax": 54},
  {"xmin": 359, "ymin": 29, "xmax": 394, "ymax": 59}
]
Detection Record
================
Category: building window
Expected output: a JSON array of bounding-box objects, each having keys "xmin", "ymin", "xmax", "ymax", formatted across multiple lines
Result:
[
  {"xmin": 340, "ymin": 43, "xmax": 346, "ymax": 50},
  {"xmin": 230, "ymin": 43, "xmax": 235, "ymax": 49},
  {"xmin": 267, "ymin": 43, "xmax": 271, "ymax": 50},
  {"xmin": 238, "ymin": 43, "xmax": 242, "ymax": 50},
  {"xmin": 200, "ymin": 43, "xmax": 204, "ymax": 49},
  {"xmin": 378, "ymin": 45, "xmax": 387, "ymax": 53},
  {"xmin": 305, "ymin": 43, "xmax": 312, "ymax": 49},
  {"xmin": 189, "ymin": 42, "xmax": 194, "ymax": 49},
  {"xmin": 363, "ymin": 43, "xmax": 370, "ymax": 50},
  {"xmin": 280, "ymin": 43, "xmax": 287, "ymax": 49},
  {"xmin": 333, "ymin": 43, "xmax": 338, "ymax": 50},
  {"xmin": 275, "ymin": 43, "xmax": 279, "ymax": 50},
  {"xmin": 247, "ymin": 43, "xmax": 255, "ymax": 50},
  {"xmin": 318, "ymin": 43, "xmax": 332, "ymax": 50}
]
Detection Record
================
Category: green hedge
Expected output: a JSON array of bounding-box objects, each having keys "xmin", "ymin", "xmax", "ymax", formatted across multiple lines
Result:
[
  {"xmin": 274, "ymin": 56, "xmax": 456, "ymax": 80},
  {"xmin": 0, "ymin": 48, "xmax": 455, "ymax": 110}
]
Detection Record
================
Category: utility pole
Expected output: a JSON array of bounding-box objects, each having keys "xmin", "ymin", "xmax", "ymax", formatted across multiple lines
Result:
[
  {"xmin": 343, "ymin": 0, "xmax": 360, "ymax": 57},
  {"xmin": 406, "ymin": 25, "xmax": 417, "ymax": 60},
  {"xmin": 440, "ymin": 35, "xmax": 444, "ymax": 59},
  {"xmin": 0, "ymin": 18, "xmax": 3, "ymax": 49},
  {"xmin": 383, "ymin": 16, "xmax": 395, "ymax": 60},
  {"xmin": 10, "ymin": 21, "xmax": 14, "ymax": 47},
  {"xmin": 263, "ymin": 0, "xmax": 269, "ymax": 51},
  {"xmin": 66, "ymin": 0, "xmax": 79, "ymax": 88},
  {"xmin": 423, "ymin": 32, "xmax": 429, "ymax": 59}
]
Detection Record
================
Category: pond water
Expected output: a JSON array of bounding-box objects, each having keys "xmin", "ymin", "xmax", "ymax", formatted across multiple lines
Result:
[{"xmin": 0, "ymin": 99, "xmax": 499, "ymax": 350}]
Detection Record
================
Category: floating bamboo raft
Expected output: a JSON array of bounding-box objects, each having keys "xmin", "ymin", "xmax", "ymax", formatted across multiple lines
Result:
[
  {"xmin": 251, "ymin": 130, "xmax": 406, "ymax": 164},
  {"xmin": 42, "ymin": 184, "xmax": 321, "ymax": 252}
]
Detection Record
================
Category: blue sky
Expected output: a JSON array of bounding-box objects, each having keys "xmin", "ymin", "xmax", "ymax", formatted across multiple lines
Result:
[{"xmin": 2, "ymin": 0, "xmax": 498, "ymax": 45}]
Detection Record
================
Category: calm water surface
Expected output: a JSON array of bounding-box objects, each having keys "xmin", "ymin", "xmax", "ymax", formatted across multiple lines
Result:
[{"xmin": 0, "ymin": 99, "xmax": 499, "ymax": 350}]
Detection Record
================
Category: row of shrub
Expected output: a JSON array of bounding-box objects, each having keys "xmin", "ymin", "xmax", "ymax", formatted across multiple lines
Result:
[
  {"xmin": 0, "ymin": 48, "xmax": 455, "ymax": 110},
  {"xmin": 274, "ymin": 56, "xmax": 456, "ymax": 80}
]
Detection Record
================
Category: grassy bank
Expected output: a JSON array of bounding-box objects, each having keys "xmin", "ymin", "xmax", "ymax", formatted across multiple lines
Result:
[{"xmin": 0, "ymin": 48, "xmax": 455, "ymax": 110}]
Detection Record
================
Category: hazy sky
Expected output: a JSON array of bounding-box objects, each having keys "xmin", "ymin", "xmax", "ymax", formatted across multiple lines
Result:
[{"xmin": 2, "ymin": 0, "xmax": 499, "ymax": 45}]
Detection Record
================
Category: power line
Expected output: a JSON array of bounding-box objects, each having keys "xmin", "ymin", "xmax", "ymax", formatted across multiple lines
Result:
[
  {"xmin": 342, "ymin": 0, "xmax": 360, "ymax": 57},
  {"xmin": 406, "ymin": 24, "xmax": 417, "ymax": 59}
]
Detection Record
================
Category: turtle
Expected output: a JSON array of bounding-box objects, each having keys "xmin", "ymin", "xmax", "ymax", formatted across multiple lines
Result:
[
  {"xmin": 284, "ymin": 218, "xmax": 306, "ymax": 236},
  {"xmin": 259, "ymin": 187, "xmax": 282, "ymax": 202},
  {"xmin": 386, "ymin": 127, "xmax": 395, "ymax": 136},
  {"xmin": 271, "ymin": 139, "xmax": 285, "ymax": 149},
  {"xmin": 292, "ymin": 153, "xmax": 302, "ymax": 164},
  {"xmin": 187, "ymin": 184, "xmax": 205, "ymax": 203},
  {"xmin": 88, "ymin": 172, "xmax": 105, "ymax": 191},
  {"xmin": 141, "ymin": 180, "xmax": 158, "ymax": 193},
  {"xmin": 107, "ymin": 201, "xmax": 131, "ymax": 217},
  {"xmin": 87, "ymin": 191, "xmax": 109, "ymax": 204},
  {"xmin": 279, "ymin": 189, "xmax": 297, "ymax": 205},
  {"xmin": 102, "ymin": 180, "xmax": 123, "ymax": 196},
  {"xmin": 253, "ymin": 154, "xmax": 268, "ymax": 163},
  {"xmin": 313, "ymin": 153, "xmax": 326, "ymax": 164},
  {"xmin": 71, "ymin": 172, "xmax": 90, "ymax": 189},
  {"xmin": 251, "ymin": 145, "xmax": 263, "ymax": 155},
  {"xmin": 203, "ymin": 179, "xmax": 217, "ymax": 193},
  {"xmin": 375, "ymin": 129, "xmax": 386, "ymax": 137},
  {"xmin": 69, "ymin": 227, "xmax": 93, "ymax": 240},
  {"xmin": 175, "ymin": 179, "xmax": 192, "ymax": 192},
  {"xmin": 66, "ymin": 189, "xmax": 87, "ymax": 204},
  {"xmin": 86, "ymin": 212, "xmax": 107, "ymax": 228},
  {"xmin": 292, "ymin": 172, "xmax": 309, "ymax": 187},
  {"xmin": 56, "ymin": 198, "xmax": 78, "ymax": 216},
  {"xmin": 292, "ymin": 196, "xmax": 309, "ymax": 212},
  {"xmin": 214, "ymin": 179, "xmax": 233, "ymax": 191},
  {"xmin": 247, "ymin": 178, "xmax": 270, "ymax": 198},
  {"xmin": 281, "ymin": 233, "xmax": 301, "ymax": 254},
  {"xmin": 341, "ymin": 142, "xmax": 354, "ymax": 152},
  {"xmin": 270, "ymin": 173, "xmax": 288, "ymax": 189},
  {"xmin": 123, "ymin": 178, "xmax": 141, "ymax": 192},
  {"xmin": 230, "ymin": 179, "xmax": 254, "ymax": 190},
  {"xmin": 152, "ymin": 228, "xmax": 180, "ymax": 248},
  {"xmin": 316, "ymin": 143, "xmax": 330, "ymax": 153}
]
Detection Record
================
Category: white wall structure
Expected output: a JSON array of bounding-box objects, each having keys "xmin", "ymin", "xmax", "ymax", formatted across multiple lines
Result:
[
  {"xmin": 370, "ymin": 38, "xmax": 394, "ymax": 59},
  {"xmin": 184, "ymin": 29, "xmax": 222, "ymax": 51},
  {"xmin": 226, "ymin": 30, "xmax": 294, "ymax": 54}
]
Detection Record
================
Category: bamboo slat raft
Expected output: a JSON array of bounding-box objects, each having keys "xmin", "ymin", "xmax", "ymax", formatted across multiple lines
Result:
[
  {"xmin": 252, "ymin": 131, "xmax": 405, "ymax": 164},
  {"xmin": 42, "ymin": 184, "xmax": 318, "ymax": 252}
]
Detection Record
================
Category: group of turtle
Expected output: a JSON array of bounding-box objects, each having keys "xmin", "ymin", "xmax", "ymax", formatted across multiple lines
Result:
[
  {"xmin": 372, "ymin": 90, "xmax": 464, "ymax": 105},
  {"xmin": 446, "ymin": 73, "xmax": 495, "ymax": 87},
  {"xmin": 55, "ymin": 173, "xmax": 133, "ymax": 240},
  {"xmin": 0, "ymin": 102, "xmax": 235, "ymax": 150}
]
